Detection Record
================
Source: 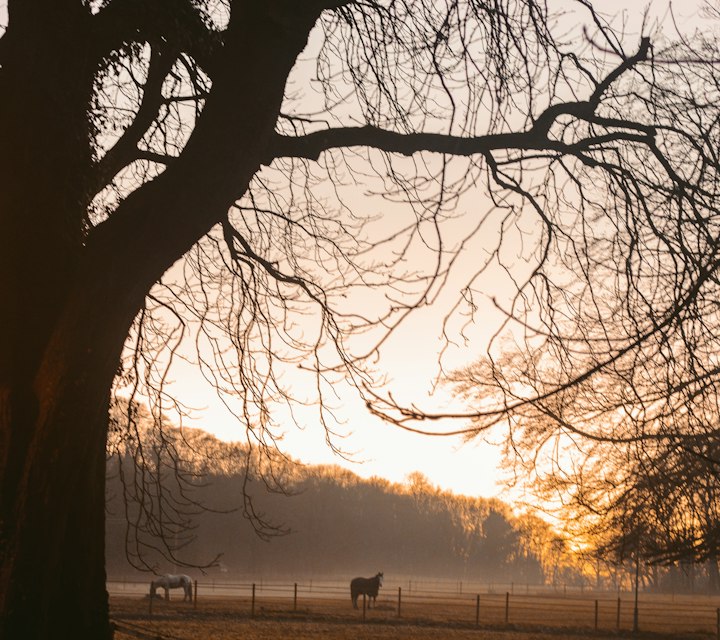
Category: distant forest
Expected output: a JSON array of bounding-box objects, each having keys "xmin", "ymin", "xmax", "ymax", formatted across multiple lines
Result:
[
  {"xmin": 105, "ymin": 415, "xmax": 576, "ymax": 586},
  {"xmin": 106, "ymin": 410, "xmax": 720, "ymax": 593}
]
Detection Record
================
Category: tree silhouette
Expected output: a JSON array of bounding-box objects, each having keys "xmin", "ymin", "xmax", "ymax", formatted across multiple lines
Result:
[
  {"xmin": 0, "ymin": 1, "xmax": 680, "ymax": 637},
  {"xmin": 370, "ymin": 10, "xmax": 720, "ymax": 445},
  {"xmin": 534, "ymin": 419, "xmax": 720, "ymax": 591},
  {"xmin": 105, "ymin": 421, "xmax": 562, "ymax": 585}
]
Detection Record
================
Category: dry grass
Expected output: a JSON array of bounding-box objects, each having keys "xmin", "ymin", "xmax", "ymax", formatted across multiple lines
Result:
[{"xmin": 110, "ymin": 594, "xmax": 716, "ymax": 640}]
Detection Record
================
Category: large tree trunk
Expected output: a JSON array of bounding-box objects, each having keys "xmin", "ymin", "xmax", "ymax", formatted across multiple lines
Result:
[
  {"xmin": 0, "ymin": 4, "xmax": 109, "ymax": 636},
  {"xmin": 0, "ymin": 255, "xmax": 145, "ymax": 638},
  {"xmin": 0, "ymin": 3, "xmax": 332, "ymax": 637},
  {"xmin": 1, "ymin": 392, "xmax": 113, "ymax": 639}
]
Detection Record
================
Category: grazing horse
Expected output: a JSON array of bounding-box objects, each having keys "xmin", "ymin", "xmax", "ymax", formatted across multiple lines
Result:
[
  {"xmin": 350, "ymin": 572, "xmax": 383, "ymax": 609},
  {"xmin": 150, "ymin": 574, "xmax": 193, "ymax": 601}
]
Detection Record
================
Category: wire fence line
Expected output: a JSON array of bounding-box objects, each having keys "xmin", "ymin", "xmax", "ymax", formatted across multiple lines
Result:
[{"xmin": 108, "ymin": 578, "xmax": 720, "ymax": 636}]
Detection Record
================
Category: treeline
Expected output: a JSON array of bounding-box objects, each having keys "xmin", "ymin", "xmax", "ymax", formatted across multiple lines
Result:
[{"xmin": 105, "ymin": 415, "xmax": 579, "ymax": 585}]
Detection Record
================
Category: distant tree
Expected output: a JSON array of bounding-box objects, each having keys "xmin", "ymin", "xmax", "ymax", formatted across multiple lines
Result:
[
  {"xmin": 549, "ymin": 425, "xmax": 720, "ymax": 592},
  {"xmin": 514, "ymin": 513, "xmax": 559, "ymax": 584},
  {"xmin": 478, "ymin": 509, "xmax": 519, "ymax": 579},
  {"xmin": 106, "ymin": 425, "xmax": 562, "ymax": 584},
  {"xmin": 0, "ymin": 1, "xmax": 682, "ymax": 637}
]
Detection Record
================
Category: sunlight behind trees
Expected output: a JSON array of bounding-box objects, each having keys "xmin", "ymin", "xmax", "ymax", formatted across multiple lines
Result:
[{"xmin": 106, "ymin": 407, "xmax": 575, "ymax": 585}]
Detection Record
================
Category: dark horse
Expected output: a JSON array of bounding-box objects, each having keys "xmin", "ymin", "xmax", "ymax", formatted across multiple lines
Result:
[{"xmin": 350, "ymin": 572, "xmax": 383, "ymax": 609}]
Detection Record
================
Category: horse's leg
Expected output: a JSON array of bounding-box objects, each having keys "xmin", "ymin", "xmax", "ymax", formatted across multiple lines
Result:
[{"xmin": 164, "ymin": 587, "xmax": 169, "ymax": 602}]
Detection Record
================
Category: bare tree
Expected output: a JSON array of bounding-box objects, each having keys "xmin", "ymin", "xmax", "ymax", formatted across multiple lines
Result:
[
  {"xmin": 500, "ymin": 410, "xmax": 720, "ymax": 591},
  {"xmin": 294, "ymin": 1, "xmax": 720, "ymax": 580},
  {"xmin": 0, "ymin": 0, "xmax": 689, "ymax": 637},
  {"xmin": 371, "ymin": 2, "xmax": 720, "ymax": 433},
  {"xmin": 410, "ymin": 3, "xmax": 720, "ymax": 584}
]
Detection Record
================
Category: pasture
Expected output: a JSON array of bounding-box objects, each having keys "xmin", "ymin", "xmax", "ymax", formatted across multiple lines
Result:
[
  {"xmin": 110, "ymin": 596, "xmax": 630, "ymax": 640},
  {"xmin": 108, "ymin": 579, "xmax": 720, "ymax": 639}
]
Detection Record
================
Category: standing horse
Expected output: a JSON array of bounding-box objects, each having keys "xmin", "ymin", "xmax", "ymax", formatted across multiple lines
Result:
[
  {"xmin": 350, "ymin": 572, "xmax": 383, "ymax": 609},
  {"xmin": 150, "ymin": 574, "xmax": 193, "ymax": 602}
]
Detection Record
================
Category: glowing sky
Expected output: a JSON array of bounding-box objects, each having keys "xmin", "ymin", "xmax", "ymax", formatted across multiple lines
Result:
[{"xmin": 167, "ymin": 0, "xmax": 706, "ymax": 502}]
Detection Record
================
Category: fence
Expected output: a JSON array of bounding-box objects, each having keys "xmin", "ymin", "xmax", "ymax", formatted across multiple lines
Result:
[{"xmin": 108, "ymin": 577, "xmax": 720, "ymax": 636}]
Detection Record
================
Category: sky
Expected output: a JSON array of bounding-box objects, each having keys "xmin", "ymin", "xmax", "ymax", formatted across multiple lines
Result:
[
  {"xmin": 158, "ymin": 0, "xmax": 708, "ymax": 504},
  {"xmin": 168, "ymin": 329, "xmax": 509, "ymax": 499}
]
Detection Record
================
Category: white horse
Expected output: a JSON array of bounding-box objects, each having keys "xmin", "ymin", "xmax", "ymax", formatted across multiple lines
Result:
[{"xmin": 150, "ymin": 574, "xmax": 193, "ymax": 601}]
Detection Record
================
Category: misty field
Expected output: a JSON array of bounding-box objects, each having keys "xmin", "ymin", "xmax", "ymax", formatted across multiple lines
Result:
[
  {"xmin": 110, "ymin": 596, "xmax": 617, "ymax": 640},
  {"xmin": 109, "ymin": 590, "xmax": 720, "ymax": 639}
]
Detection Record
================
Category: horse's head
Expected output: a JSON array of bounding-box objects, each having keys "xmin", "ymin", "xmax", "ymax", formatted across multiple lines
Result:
[{"xmin": 377, "ymin": 572, "xmax": 384, "ymax": 586}]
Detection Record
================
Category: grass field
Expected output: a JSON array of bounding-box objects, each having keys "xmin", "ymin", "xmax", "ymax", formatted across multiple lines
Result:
[{"xmin": 110, "ymin": 592, "xmax": 720, "ymax": 640}]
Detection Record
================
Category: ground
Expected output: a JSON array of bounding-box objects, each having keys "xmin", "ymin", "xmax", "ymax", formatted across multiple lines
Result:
[{"xmin": 110, "ymin": 594, "xmax": 717, "ymax": 640}]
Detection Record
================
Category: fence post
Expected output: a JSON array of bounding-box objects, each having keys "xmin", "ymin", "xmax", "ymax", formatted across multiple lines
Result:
[
  {"xmin": 505, "ymin": 592, "xmax": 510, "ymax": 624},
  {"xmin": 716, "ymin": 607, "xmax": 719, "ymax": 640},
  {"xmin": 632, "ymin": 552, "xmax": 640, "ymax": 633},
  {"xmin": 475, "ymin": 594, "xmax": 480, "ymax": 626},
  {"xmin": 362, "ymin": 593, "xmax": 367, "ymax": 622},
  {"xmin": 397, "ymin": 587, "xmax": 402, "ymax": 617},
  {"xmin": 616, "ymin": 598, "xmax": 621, "ymax": 630},
  {"xmin": 594, "ymin": 599, "xmax": 599, "ymax": 631},
  {"xmin": 194, "ymin": 580, "xmax": 198, "ymax": 609},
  {"xmin": 251, "ymin": 583, "xmax": 256, "ymax": 618},
  {"xmin": 294, "ymin": 583, "xmax": 298, "ymax": 612},
  {"xmin": 148, "ymin": 584, "xmax": 153, "ymax": 617}
]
